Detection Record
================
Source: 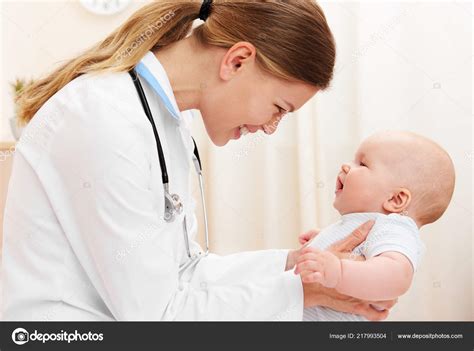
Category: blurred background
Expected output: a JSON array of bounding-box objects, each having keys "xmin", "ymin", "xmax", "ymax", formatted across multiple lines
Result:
[{"xmin": 0, "ymin": 0, "xmax": 472, "ymax": 320}]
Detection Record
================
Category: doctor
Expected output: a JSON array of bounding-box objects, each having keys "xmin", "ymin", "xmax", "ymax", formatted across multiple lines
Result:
[{"xmin": 2, "ymin": 0, "xmax": 396, "ymax": 320}]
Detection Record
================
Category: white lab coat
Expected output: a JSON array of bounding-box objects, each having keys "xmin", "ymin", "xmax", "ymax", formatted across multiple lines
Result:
[{"xmin": 1, "ymin": 52, "xmax": 303, "ymax": 321}]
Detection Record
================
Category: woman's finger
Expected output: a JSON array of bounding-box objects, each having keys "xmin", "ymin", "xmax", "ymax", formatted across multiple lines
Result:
[
  {"xmin": 306, "ymin": 284, "xmax": 392, "ymax": 320},
  {"xmin": 370, "ymin": 298, "xmax": 398, "ymax": 311},
  {"xmin": 294, "ymin": 260, "xmax": 322, "ymax": 274},
  {"xmin": 333, "ymin": 251, "xmax": 366, "ymax": 261},
  {"xmin": 328, "ymin": 220, "xmax": 375, "ymax": 253},
  {"xmin": 354, "ymin": 302, "xmax": 390, "ymax": 321}
]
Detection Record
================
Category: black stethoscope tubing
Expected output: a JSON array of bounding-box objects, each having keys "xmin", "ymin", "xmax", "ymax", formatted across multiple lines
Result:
[{"xmin": 128, "ymin": 69, "xmax": 202, "ymax": 185}]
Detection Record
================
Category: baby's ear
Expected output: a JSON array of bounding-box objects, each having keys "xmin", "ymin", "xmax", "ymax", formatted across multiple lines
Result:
[{"xmin": 383, "ymin": 188, "xmax": 412, "ymax": 213}]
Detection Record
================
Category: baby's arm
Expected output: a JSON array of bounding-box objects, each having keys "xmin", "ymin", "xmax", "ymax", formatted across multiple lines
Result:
[
  {"xmin": 337, "ymin": 251, "xmax": 413, "ymax": 300},
  {"xmin": 295, "ymin": 247, "xmax": 414, "ymax": 301}
]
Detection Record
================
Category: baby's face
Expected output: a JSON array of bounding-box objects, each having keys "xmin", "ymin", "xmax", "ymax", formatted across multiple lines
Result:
[{"xmin": 333, "ymin": 138, "xmax": 399, "ymax": 215}]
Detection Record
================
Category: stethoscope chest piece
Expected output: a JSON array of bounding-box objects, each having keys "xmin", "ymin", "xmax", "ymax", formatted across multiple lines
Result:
[
  {"xmin": 164, "ymin": 191, "xmax": 183, "ymax": 222},
  {"xmin": 129, "ymin": 67, "xmax": 209, "ymax": 272}
]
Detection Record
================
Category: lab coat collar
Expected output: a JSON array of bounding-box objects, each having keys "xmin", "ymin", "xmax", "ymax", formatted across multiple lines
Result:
[{"xmin": 135, "ymin": 51, "xmax": 181, "ymax": 121}]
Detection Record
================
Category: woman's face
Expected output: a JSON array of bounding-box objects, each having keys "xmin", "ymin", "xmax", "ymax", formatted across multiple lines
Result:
[{"xmin": 199, "ymin": 42, "xmax": 320, "ymax": 146}]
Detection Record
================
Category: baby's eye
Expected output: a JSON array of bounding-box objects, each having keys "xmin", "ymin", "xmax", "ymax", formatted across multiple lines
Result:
[{"xmin": 360, "ymin": 161, "xmax": 367, "ymax": 167}]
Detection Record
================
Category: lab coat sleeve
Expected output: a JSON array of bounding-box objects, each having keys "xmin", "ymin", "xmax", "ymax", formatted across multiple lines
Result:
[
  {"xmin": 174, "ymin": 250, "xmax": 304, "ymax": 320},
  {"xmin": 43, "ymin": 82, "xmax": 303, "ymax": 321}
]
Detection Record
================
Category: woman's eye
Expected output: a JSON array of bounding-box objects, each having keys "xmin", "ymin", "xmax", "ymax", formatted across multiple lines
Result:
[{"xmin": 275, "ymin": 105, "xmax": 287, "ymax": 115}]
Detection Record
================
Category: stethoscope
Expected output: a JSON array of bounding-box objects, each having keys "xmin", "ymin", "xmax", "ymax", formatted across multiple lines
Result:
[{"xmin": 129, "ymin": 68, "xmax": 209, "ymax": 273}]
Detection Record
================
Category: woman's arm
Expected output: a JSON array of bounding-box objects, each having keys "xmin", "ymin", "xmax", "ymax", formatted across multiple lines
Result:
[
  {"xmin": 48, "ymin": 80, "xmax": 306, "ymax": 321},
  {"xmin": 302, "ymin": 282, "xmax": 397, "ymax": 321},
  {"xmin": 186, "ymin": 221, "xmax": 394, "ymax": 320}
]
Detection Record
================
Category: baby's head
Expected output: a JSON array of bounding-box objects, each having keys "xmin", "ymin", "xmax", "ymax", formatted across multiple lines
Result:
[{"xmin": 333, "ymin": 131, "xmax": 455, "ymax": 227}]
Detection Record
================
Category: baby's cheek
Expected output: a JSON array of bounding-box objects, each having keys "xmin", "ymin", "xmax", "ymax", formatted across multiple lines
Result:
[{"xmin": 347, "ymin": 174, "xmax": 375, "ymax": 204}]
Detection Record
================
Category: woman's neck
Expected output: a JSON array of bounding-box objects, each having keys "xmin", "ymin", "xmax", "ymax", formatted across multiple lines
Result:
[{"xmin": 153, "ymin": 36, "xmax": 209, "ymax": 112}]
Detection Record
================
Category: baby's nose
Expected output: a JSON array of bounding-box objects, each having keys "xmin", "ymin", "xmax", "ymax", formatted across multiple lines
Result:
[{"xmin": 341, "ymin": 164, "xmax": 351, "ymax": 173}]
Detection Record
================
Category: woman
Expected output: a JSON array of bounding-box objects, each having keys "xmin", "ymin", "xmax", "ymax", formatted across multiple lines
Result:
[{"xmin": 2, "ymin": 0, "xmax": 396, "ymax": 320}]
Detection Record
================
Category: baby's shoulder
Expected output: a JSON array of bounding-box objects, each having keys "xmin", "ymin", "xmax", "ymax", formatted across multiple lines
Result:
[{"xmin": 369, "ymin": 213, "xmax": 419, "ymax": 240}]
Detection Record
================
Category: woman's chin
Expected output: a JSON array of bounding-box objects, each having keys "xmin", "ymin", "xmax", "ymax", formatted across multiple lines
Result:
[
  {"xmin": 208, "ymin": 127, "xmax": 243, "ymax": 146},
  {"xmin": 210, "ymin": 133, "xmax": 230, "ymax": 147}
]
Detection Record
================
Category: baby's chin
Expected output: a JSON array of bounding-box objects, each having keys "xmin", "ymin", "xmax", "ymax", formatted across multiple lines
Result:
[
  {"xmin": 333, "ymin": 196, "xmax": 361, "ymax": 215},
  {"xmin": 333, "ymin": 197, "xmax": 386, "ymax": 216},
  {"xmin": 332, "ymin": 197, "xmax": 345, "ymax": 215}
]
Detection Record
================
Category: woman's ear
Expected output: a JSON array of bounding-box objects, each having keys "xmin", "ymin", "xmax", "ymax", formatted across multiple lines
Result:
[
  {"xmin": 219, "ymin": 41, "xmax": 256, "ymax": 81},
  {"xmin": 383, "ymin": 188, "xmax": 412, "ymax": 213}
]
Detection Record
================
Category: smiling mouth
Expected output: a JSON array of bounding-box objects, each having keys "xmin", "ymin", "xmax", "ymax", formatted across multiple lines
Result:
[{"xmin": 239, "ymin": 125, "xmax": 250, "ymax": 136}]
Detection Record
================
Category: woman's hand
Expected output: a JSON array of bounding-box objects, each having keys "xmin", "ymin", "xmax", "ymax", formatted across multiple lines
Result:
[
  {"xmin": 302, "ymin": 281, "xmax": 397, "ymax": 321},
  {"xmin": 285, "ymin": 219, "xmax": 371, "ymax": 271},
  {"xmin": 295, "ymin": 220, "xmax": 397, "ymax": 320}
]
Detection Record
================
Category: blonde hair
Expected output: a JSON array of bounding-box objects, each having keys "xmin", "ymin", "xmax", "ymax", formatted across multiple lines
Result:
[{"xmin": 17, "ymin": 0, "xmax": 336, "ymax": 125}]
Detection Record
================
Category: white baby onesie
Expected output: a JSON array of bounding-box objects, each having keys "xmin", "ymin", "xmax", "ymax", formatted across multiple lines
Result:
[{"xmin": 303, "ymin": 212, "xmax": 425, "ymax": 321}]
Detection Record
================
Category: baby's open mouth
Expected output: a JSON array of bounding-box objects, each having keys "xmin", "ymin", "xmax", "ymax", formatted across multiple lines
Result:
[{"xmin": 335, "ymin": 175, "xmax": 344, "ymax": 193}]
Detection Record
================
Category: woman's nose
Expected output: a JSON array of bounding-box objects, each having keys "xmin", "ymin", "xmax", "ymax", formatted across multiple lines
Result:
[
  {"xmin": 263, "ymin": 116, "xmax": 282, "ymax": 135},
  {"xmin": 341, "ymin": 163, "xmax": 351, "ymax": 173}
]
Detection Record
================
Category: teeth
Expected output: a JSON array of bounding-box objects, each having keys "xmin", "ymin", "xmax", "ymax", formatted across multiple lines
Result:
[{"xmin": 239, "ymin": 125, "xmax": 249, "ymax": 136}]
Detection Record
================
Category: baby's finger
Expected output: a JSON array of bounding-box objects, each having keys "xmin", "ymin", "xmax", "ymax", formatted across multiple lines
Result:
[
  {"xmin": 298, "ymin": 235, "xmax": 308, "ymax": 246},
  {"xmin": 301, "ymin": 248, "xmax": 322, "ymax": 258},
  {"xmin": 296, "ymin": 248, "xmax": 323, "ymax": 264},
  {"xmin": 295, "ymin": 252, "xmax": 321, "ymax": 266},
  {"xmin": 298, "ymin": 229, "xmax": 321, "ymax": 246},
  {"xmin": 302, "ymin": 272, "xmax": 324, "ymax": 284},
  {"xmin": 300, "ymin": 269, "xmax": 319, "ymax": 278},
  {"xmin": 294, "ymin": 260, "xmax": 322, "ymax": 275},
  {"xmin": 299, "ymin": 270, "xmax": 312, "ymax": 279},
  {"xmin": 300, "ymin": 246, "xmax": 322, "ymax": 256}
]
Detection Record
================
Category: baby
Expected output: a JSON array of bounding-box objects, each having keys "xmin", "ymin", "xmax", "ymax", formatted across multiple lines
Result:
[{"xmin": 295, "ymin": 130, "xmax": 455, "ymax": 321}]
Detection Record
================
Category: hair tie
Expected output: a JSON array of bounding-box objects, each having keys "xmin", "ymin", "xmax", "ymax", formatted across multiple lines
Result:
[{"xmin": 199, "ymin": 0, "xmax": 213, "ymax": 21}]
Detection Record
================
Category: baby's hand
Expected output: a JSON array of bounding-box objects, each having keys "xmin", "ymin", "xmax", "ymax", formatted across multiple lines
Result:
[
  {"xmin": 298, "ymin": 229, "xmax": 320, "ymax": 246},
  {"xmin": 294, "ymin": 247, "xmax": 342, "ymax": 288}
]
